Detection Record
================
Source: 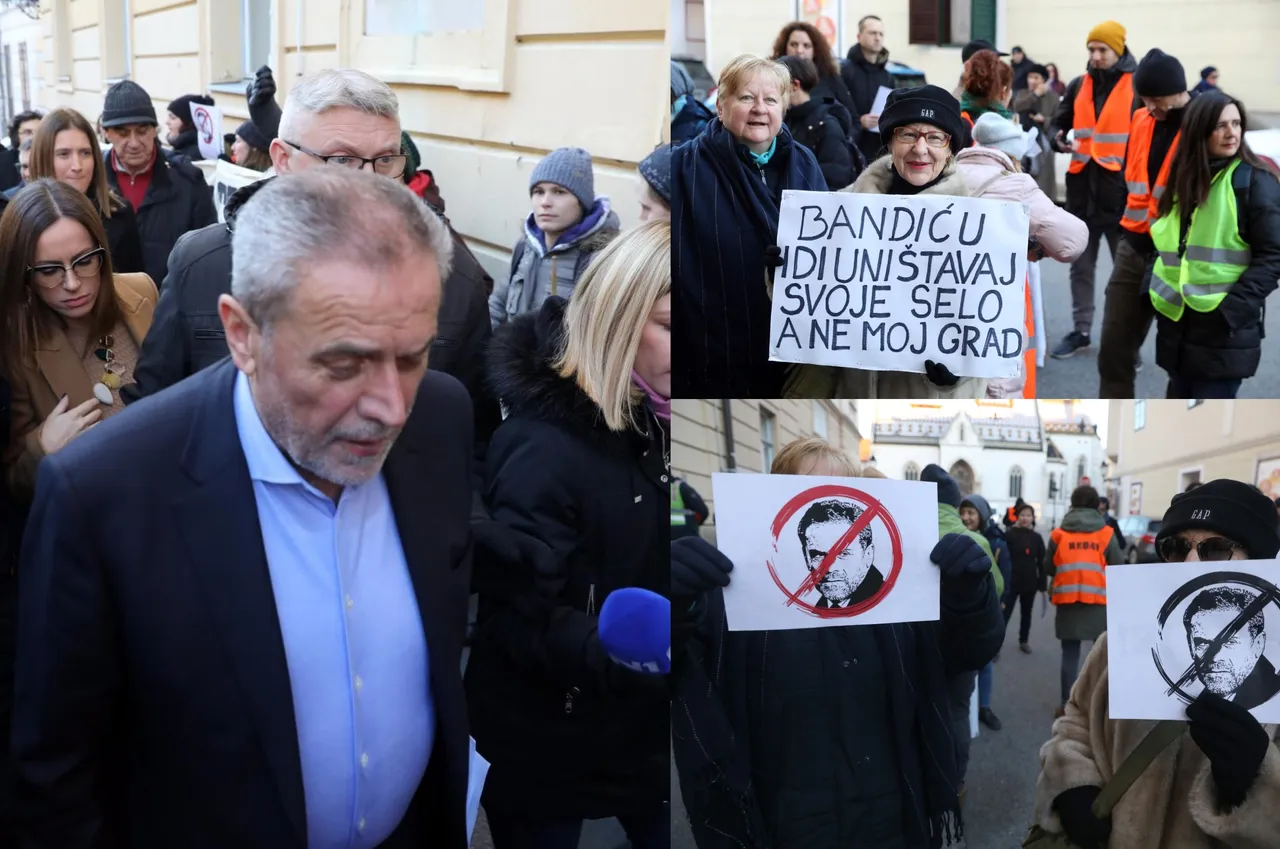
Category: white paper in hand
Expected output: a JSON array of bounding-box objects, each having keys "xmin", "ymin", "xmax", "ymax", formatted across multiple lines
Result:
[
  {"xmin": 869, "ymin": 86, "xmax": 892, "ymax": 133},
  {"xmin": 466, "ymin": 736, "xmax": 490, "ymax": 842}
]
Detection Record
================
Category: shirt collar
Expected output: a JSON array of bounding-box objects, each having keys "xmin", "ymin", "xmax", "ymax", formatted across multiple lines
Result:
[{"xmin": 233, "ymin": 369, "xmax": 309, "ymax": 487}]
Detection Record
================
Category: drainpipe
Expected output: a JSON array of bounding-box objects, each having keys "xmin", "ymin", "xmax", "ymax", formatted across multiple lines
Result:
[{"xmin": 721, "ymin": 400, "xmax": 736, "ymax": 471}]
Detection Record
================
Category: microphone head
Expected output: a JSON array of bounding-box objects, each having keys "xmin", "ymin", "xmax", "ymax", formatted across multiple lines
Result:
[{"xmin": 599, "ymin": 587, "xmax": 671, "ymax": 675}]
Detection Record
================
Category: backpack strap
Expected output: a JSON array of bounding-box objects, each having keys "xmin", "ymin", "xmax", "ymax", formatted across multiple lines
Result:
[
  {"xmin": 1091, "ymin": 719, "xmax": 1187, "ymax": 817},
  {"xmin": 1232, "ymin": 161, "xmax": 1254, "ymax": 244}
]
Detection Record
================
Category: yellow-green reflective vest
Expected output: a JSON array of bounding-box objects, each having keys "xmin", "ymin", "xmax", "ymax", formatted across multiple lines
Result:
[
  {"xmin": 1150, "ymin": 158, "xmax": 1252, "ymax": 321},
  {"xmin": 671, "ymin": 480, "xmax": 687, "ymax": 526}
]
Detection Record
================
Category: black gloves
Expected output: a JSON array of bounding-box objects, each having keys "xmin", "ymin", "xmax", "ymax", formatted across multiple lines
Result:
[
  {"xmin": 672, "ymin": 537, "xmax": 734, "ymax": 598},
  {"xmin": 246, "ymin": 65, "xmax": 283, "ymax": 142},
  {"xmin": 1187, "ymin": 691, "xmax": 1270, "ymax": 811},
  {"xmin": 931, "ymin": 533, "xmax": 990, "ymax": 586},
  {"xmin": 924, "ymin": 359, "xmax": 959, "ymax": 387},
  {"xmin": 470, "ymin": 519, "xmax": 554, "ymax": 603},
  {"xmin": 1053, "ymin": 785, "xmax": 1111, "ymax": 849},
  {"xmin": 763, "ymin": 244, "xmax": 785, "ymax": 285}
]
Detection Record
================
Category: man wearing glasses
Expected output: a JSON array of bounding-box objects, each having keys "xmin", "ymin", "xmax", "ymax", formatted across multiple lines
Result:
[
  {"xmin": 1033, "ymin": 479, "xmax": 1280, "ymax": 849},
  {"xmin": 125, "ymin": 68, "xmax": 494, "ymax": 430}
]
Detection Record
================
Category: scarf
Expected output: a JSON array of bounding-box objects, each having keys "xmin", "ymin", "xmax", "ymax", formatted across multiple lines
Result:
[
  {"xmin": 631, "ymin": 370, "xmax": 669, "ymax": 421},
  {"xmin": 957, "ymin": 92, "xmax": 1014, "ymax": 122},
  {"xmin": 748, "ymin": 136, "xmax": 778, "ymax": 166},
  {"xmin": 889, "ymin": 166, "xmax": 950, "ymax": 196}
]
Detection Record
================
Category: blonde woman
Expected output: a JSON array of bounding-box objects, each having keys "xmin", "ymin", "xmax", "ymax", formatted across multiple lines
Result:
[
  {"xmin": 28, "ymin": 108, "xmax": 145, "ymax": 275},
  {"xmin": 467, "ymin": 220, "xmax": 670, "ymax": 848}
]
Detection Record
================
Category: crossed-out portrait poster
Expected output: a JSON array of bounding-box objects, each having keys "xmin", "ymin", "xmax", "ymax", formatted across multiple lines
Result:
[{"xmin": 712, "ymin": 473, "xmax": 941, "ymax": 632}]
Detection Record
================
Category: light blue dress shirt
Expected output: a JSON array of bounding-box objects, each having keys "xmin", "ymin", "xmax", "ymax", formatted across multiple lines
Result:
[{"xmin": 233, "ymin": 371, "xmax": 434, "ymax": 848}]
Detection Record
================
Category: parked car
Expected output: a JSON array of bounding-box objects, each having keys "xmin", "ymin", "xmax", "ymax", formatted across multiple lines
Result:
[
  {"xmin": 885, "ymin": 60, "xmax": 927, "ymax": 89},
  {"xmin": 1118, "ymin": 515, "xmax": 1162, "ymax": 563},
  {"xmin": 672, "ymin": 55, "xmax": 716, "ymax": 105}
]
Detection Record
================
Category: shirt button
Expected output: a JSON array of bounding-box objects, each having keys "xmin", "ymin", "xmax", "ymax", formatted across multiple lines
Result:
[
  {"xmin": 358, "ymin": 817, "xmax": 366, "ymax": 832},
  {"xmin": 842, "ymin": 660, "xmax": 850, "ymax": 668},
  {"xmin": 361, "ymin": 752, "xmax": 369, "ymax": 768},
  {"xmin": 354, "ymin": 676, "xmax": 363, "ymax": 692},
  {"xmin": 346, "ymin": 595, "xmax": 354, "ymax": 609}
]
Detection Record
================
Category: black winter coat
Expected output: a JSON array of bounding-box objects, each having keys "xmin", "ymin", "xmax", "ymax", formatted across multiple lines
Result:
[
  {"xmin": 167, "ymin": 130, "xmax": 204, "ymax": 162},
  {"xmin": 1004, "ymin": 526, "xmax": 1046, "ymax": 594},
  {"xmin": 467, "ymin": 298, "xmax": 669, "ymax": 819},
  {"xmin": 0, "ymin": 148, "xmax": 19, "ymax": 193},
  {"xmin": 810, "ymin": 72, "xmax": 856, "ymax": 127},
  {"xmin": 841, "ymin": 47, "xmax": 894, "ymax": 163},
  {"xmin": 786, "ymin": 98, "xmax": 856, "ymax": 190},
  {"xmin": 1151, "ymin": 161, "xmax": 1280, "ymax": 383},
  {"xmin": 672, "ymin": 97, "xmax": 714, "ymax": 146},
  {"xmin": 95, "ymin": 198, "xmax": 146, "ymax": 275},
  {"xmin": 1050, "ymin": 50, "xmax": 1140, "ymax": 228},
  {"xmin": 103, "ymin": 149, "xmax": 217, "ymax": 286}
]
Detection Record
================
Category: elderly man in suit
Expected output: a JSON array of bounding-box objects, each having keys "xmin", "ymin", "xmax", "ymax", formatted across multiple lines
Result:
[{"xmin": 11, "ymin": 167, "xmax": 478, "ymax": 848}]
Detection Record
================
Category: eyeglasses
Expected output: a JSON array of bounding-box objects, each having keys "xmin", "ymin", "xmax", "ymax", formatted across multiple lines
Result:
[
  {"xmin": 282, "ymin": 140, "xmax": 409, "ymax": 178},
  {"xmin": 893, "ymin": 127, "xmax": 951, "ymax": 148},
  {"xmin": 1157, "ymin": 535, "xmax": 1246, "ymax": 562},
  {"xmin": 27, "ymin": 247, "xmax": 106, "ymax": 289}
]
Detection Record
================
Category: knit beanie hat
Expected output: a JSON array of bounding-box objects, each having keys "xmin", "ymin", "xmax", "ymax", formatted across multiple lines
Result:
[
  {"xmin": 235, "ymin": 120, "xmax": 270, "ymax": 153},
  {"xmin": 877, "ymin": 85, "xmax": 966, "ymax": 154},
  {"xmin": 921, "ymin": 463, "xmax": 962, "ymax": 508},
  {"xmin": 1134, "ymin": 49, "xmax": 1187, "ymax": 98},
  {"xmin": 102, "ymin": 80, "xmax": 157, "ymax": 128},
  {"xmin": 671, "ymin": 61, "xmax": 695, "ymax": 99},
  {"xmin": 962, "ymin": 40, "xmax": 1007, "ymax": 62},
  {"xmin": 1201, "ymin": 66, "xmax": 1218, "ymax": 80},
  {"xmin": 1086, "ymin": 21, "xmax": 1126, "ymax": 57},
  {"xmin": 166, "ymin": 94, "xmax": 215, "ymax": 130},
  {"xmin": 1155, "ymin": 479, "xmax": 1280, "ymax": 560},
  {"xmin": 530, "ymin": 147, "xmax": 595, "ymax": 212},
  {"xmin": 639, "ymin": 144, "xmax": 672, "ymax": 205},
  {"xmin": 401, "ymin": 131, "xmax": 422, "ymax": 174},
  {"xmin": 972, "ymin": 112, "xmax": 1027, "ymax": 159}
]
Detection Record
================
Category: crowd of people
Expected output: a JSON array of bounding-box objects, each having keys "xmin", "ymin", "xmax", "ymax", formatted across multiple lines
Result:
[
  {"xmin": 671, "ymin": 436, "xmax": 1280, "ymax": 849},
  {"xmin": 670, "ymin": 15, "xmax": 1274, "ymax": 401},
  {"xmin": 0, "ymin": 64, "xmax": 673, "ymax": 847}
]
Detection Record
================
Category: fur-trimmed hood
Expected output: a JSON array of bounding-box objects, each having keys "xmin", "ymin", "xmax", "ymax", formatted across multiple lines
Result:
[{"xmin": 842, "ymin": 154, "xmax": 970, "ymax": 197}]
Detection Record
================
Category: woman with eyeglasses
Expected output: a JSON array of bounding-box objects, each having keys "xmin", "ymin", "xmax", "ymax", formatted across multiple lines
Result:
[
  {"xmin": 27, "ymin": 108, "xmax": 145, "ymax": 277},
  {"xmin": 1146, "ymin": 92, "xmax": 1280, "ymax": 400},
  {"xmin": 1034, "ymin": 479, "xmax": 1280, "ymax": 849},
  {"xmin": 672, "ymin": 54, "xmax": 828, "ymax": 398},
  {"xmin": 0, "ymin": 179, "xmax": 157, "ymax": 498}
]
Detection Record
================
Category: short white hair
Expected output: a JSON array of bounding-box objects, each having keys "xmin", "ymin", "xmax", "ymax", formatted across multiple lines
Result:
[
  {"xmin": 277, "ymin": 68, "xmax": 400, "ymax": 141},
  {"xmin": 231, "ymin": 168, "xmax": 454, "ymax": 329}
]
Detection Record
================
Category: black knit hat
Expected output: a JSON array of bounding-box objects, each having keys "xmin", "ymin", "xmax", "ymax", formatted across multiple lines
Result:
[
  {"xmin": 1027, "ymin": 64, "xmax": 1049, "ymax": 80},
  {"xmin": 921, "ymin": 463, "xmax": 962, "ymax": 508},
  {"xmin": 235, "ymin": 120, "xmax": 270, "ymax": 153},
  {"xmin": 166, "ymin": 94, "xmax": 214, "ymax": 129},
  {"xmin": 1155, "ymin": 479, "xmax": 1280, "ymax": 560},
  {"xmin": 878, "ymin": 85, "xmax": 966, "ymax": 154},
  {"xmin": 962, "ymin": 40, "xmax": 1008, "ymax": 62},
  {"xmin": 102, "ymin": 80, "xmax": 157, "ymax": 128},
  {"xmin": 1134, "ymin": 48, "xmax": 1187, "ymax": 98}
]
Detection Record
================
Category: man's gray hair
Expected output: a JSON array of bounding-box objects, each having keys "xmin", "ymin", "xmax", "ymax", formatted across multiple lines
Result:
[
  {"xmin": 277, "ymin": 68, "xmax": 400, "ymax": 141},
  {"xmin": 231, "ymin": 168, "xmax": 454, "ymax": 328}
]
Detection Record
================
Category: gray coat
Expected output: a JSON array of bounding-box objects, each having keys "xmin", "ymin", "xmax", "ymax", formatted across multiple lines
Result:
[
  {"xmin": 1044, "ymin": 507, "xmax": 1124, "ymax": 642},
  {"xmin": 488, "ymin": 199, "xmax": 620, "ymax": 328}
]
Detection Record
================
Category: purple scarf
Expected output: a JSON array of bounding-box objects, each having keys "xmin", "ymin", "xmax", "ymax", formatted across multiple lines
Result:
[{"xmin": 632, "ymin": 371, "xmax": 669, "ymax": 421}]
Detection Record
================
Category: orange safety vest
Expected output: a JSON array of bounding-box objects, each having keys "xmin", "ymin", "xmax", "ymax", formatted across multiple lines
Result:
[
  {"xmin": 1049, "ymin": 526, "xmax": 1113, "ymax": 605},
  {"xmin": 1068, "ymin": 72, "xmax": 1134, "ymax": 174},
  {"xmin": 1120, "ymin": 108, "xmax": 1180, "ymax": 234}
]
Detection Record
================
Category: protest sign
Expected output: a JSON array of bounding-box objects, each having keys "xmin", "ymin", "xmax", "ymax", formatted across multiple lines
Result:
[
  {"xmin": 768, "ymin": 190, "xmax": 1031, "ymax": 379},
  {"xmin": 712, "ymin": 472, "xmax": 940, "ymax": 631},
  {"xmin": 868, "ymin": 85, "xmax": 891, "ymax": 132},
  {"xmin": 209, "ymin": 159, "xmax": 270, "ymax": 223},
  {"xmin": 1108, "ymin": 561, "xmax": 1280, "ymax": 722},
  {"xmin": 189, "ymin": 102, "xmax": 223, "ymax": 161}
]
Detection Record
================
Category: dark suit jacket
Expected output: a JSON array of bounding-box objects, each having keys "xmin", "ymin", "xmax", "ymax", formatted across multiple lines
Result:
[
  {"xmin": 814, "ymin": 566, "xmax": 885, "ymax": 609},
  {"xmin": 1232, "ymin": 656, "xmax": 1280, "ymax": 711},
  {"xmin": 11, "ymin": 359, "xmax": 474, "ymax": 848}
]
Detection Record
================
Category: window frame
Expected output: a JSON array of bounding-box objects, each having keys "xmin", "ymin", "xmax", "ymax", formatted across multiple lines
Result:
[
  {"xmin": 760, "ymin": 409, "xmax": 776, "ymax": 473},
  {"xmin": 813, "ymin": 401, "xmax": 828, "ymax": 440},
  {"xmin": 904, "ymin": 462, "xmax": 920, "ymax": 481},
  {"xmin": 1009, "ymin": 465, "xmax": 1023, "ymax": 499},
  {"xmin": 1134, "ymin": 400, "xmax": 1146, "ymax": 431},
  {"xmin": 908, "ymin": 0, "xmax": 996, "ymax": 47}
]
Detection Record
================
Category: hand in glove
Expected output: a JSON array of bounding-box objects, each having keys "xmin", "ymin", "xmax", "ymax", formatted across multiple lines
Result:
[
  {"xmin": 930, "ymin": 533, "xmax": 990, "ymax": 592},
  {"xmin": 246, "ymin": 65, "xmax": 277, "ymax": 106},
  {"xmin": 924, "ymin": 360, "xmax": 959, "ymax": 387},
  {"xmin": 470, "ymin": 519, "xmax": 554, "ymax": 602},
  {"xmin": 1052, "ymin": 785, "xmax": 1111, "ymax": 849},
  {"xmin": 1187, "ymin": 691, "xmax": 1270, "ymax": 811},
  {"xmin": 245, "ymin": 65, "xmax": 283, "ymax": 143},
  {"xmin": 672, "ymin": 537, "xmax": 733, "ymax": 598},
  {"xmin": 763, "ymin": 244, "xmax": 785, "ymax": 286}
]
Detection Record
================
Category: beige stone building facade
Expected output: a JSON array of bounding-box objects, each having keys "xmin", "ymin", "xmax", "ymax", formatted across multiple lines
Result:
[
  {"xmin": 692, "ymin": 0, "xmax": 1280, "ymax": 114},
  {"xmin": 1107, "ymin": 400, "xmax": 1280, "ymax": 521},
  {"xmin": 26, "ymin": 0, "xmax": 668, "ymax": 280}
]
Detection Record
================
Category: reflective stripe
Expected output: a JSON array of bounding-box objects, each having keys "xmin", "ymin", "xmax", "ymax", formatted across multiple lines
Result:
[
  {"xmin": 1071, "ymin": 153, "xmax": 1091, "ymax": 163},
  {"xmin": 1152, "ymin": 185, "xmax": 1166, "ymax": 200},
  {"xmin": 1184, "ymin": 245, "xmax": 1252, "ymax": 265},
  {"xmin": 1127, "ymin": 181, "xmax": 1149, "ymax": 194},
  {"xmin": 671, "ymin": 513, "xmax": 687, "ymax": 526},
  {"xmin": 1052, "ymin": 584, "xmax": 1107, "ymax": 598},
  {"xmin": 1158, "ymin": 251, "xmax": 1181, "ymax": 268},
  {"xmin": 1184, "ymin": 281, "xmax": 1240, "ymax": 296},
  {"xmin": 1093, "ymin": 132, "xmax": 1129, "ymax": 144},
  {"xmin": 1074, "ymin": 128, "xmax": 1095, "ymax": 139},
  {"xmin": 1150, "ymin": 275, "xmax": 1184, "ymax": 307},
  {"xmin": 1123, "ymin": 207, "xmax": 1149, "ymax": 222},
  {"xmin": 1096, "ymin": 155, "xmax": 1125, "ymax": 166},
  {"xmin": 1057, "ymin": 561, "xmax": 1107, "ymax": 576}
]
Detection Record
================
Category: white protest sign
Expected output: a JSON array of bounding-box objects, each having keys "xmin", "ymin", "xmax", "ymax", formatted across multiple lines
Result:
[
  {"xmin": 1107, "ymin": 561, "xmax": 1280, "ymax": 722},
  {"xmin": 768, "ymin": 191, "xmax": 1030, "ymax": 379},
  {"xmin": 712, "ymin": 472, "xmax": 940, "ymax": 631},
  {"xmin": 868, "ymin": 85, "xmax": 891, "ymax": 132},
  {"xmin": 210, "ymin": 159, "xmax": 270, "ymax": 223},
  {"xmin": 189, "ymin": 102, "xmax": 224, "ymax": 161}
]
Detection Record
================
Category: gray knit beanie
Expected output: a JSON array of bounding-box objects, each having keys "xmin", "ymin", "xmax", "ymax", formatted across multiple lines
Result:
[
  {"xmin": 102, "ymin": 80, "xmax": 157, "ymax": 128},
  {"xmin": 530, "ymin": 147, "xmax": 595, "ymax": 212}
]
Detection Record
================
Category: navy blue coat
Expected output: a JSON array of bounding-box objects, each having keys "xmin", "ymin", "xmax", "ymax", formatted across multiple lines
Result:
[{"xmin": 673, "ymin": 119, "xmax": 827, "ymax": 397}]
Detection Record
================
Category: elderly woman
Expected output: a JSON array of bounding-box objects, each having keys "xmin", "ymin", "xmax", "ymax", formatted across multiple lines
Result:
[
  {"xmin": 1035, "ymin": 479, "xmax": 1280, "ymax": 849},
  {"xmin": 673, "ymin": 54, "xmax": 827, "ymax": 397}
]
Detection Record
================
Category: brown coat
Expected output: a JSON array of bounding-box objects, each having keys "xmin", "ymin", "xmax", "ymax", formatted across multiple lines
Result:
[
  {"xmin": 5, "ymin": 272, "xmax": 158, "ymax": 497},
  {"xmin": 1035, "ymin": 631, "xmax": 1280, "ymax": 849}
]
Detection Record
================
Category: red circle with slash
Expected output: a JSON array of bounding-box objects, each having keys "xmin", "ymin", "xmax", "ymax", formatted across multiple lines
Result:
[{"xmin": 765, "ymin": 484, "xmax": 904, "ymax": 618}]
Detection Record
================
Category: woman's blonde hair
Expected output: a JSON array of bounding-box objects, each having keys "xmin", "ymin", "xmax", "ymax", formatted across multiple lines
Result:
[
  {"xmin": 717, "ymin": 55, "xmax": 792, "ymax": 112},
  {"xmin": 555, "ymin": 219, "xmax": 670, "ymax": 432},
  {"xmin": 771, "ymin": 437, "xmax": 859, "ymax": 476}
]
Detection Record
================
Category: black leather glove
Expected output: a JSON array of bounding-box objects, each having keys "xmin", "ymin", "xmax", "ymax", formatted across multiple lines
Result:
[
  {"xmin": 672, "ymin": 537, "xmax": 734, "ymax": 597},
  {"xmin": 931, "ymin": 533, "xmax": 989, "ymax": 583},
  {"xmin": 470, "ymin": 519, "xmax": 554, "ymax": 602},
  {"xmin": 924, "ymin": 359, "xmax": 959, "ymax": 387},
  {"xmin": 246, "ymin": 65, "xmax": 277, "ymax": 107},
  {"xmin": 1052, "ymin": 785, "xmax": 1111, "ymax": 849},
  {"xmin": 1187, "ymin": 691, "xmax": 1270, "ymax": 811},
  {"xmin": 246, "ymin": 65, "xmax": 283, "ymax": 142},
  {"xmin": 763, "ymin": 244, "xmax": 785, "ymax": 285}
]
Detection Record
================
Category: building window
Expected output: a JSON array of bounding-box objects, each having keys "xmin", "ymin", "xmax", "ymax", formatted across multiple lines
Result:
[
  {"xmin": 1188, "ymin": 399, "xmax": 1204, "ymax": 409},
  {"xmin": 102, "ymin": 0, "xmax": 132, "ymax": 81},
  {"xmin": 1, "ymin": 46, "xmax": 11, "ymax": 127},
  {"xmin": 1128, "ymin": 482, "xmax": 1143, "ymax": 516},
  {"xmin": 908, "ymin": 0, "xmax": 995, "ymax": 46},
  {"xmin": 1009, "ymin": 466, "xmax": 1023, "ymax": 499},
  {"xmin": 364, "ymin": 0, "xmax": 486, "ymax": 35},
  {"xmin": 904, "ymin": 462, "xmax": 920, "ymax": 481},
  {"xmin": 760, "ymin": 409, "xmax": 776, "ymax": 472},
  {"xmin": 54, "ymin": 0, "xmax": 73, "ymax": 82},
  {"xmin": 243, "ymin": 0, "xmax": 272, "ymax": 78},
  {"xmin": 813, "ymin": 401, "xmax": 828, "ymax": 439},
  {"xmin": 1180, "ymin": 469, "xmax": 1202, "ymax": 492},
  {"xmin": 1134, "ymin": 399, "xmax": 1146, "ymax": 430}
]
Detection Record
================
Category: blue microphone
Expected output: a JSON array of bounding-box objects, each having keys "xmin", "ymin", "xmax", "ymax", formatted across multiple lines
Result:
[{"xmin": 598, "ymin": 587, "xmax": 670, "ymax": 675}]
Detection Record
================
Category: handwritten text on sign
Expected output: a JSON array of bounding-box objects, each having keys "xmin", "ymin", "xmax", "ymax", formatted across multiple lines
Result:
[{"xmin": 768, "ymin": 191, "xmax": 1031, "ymax": 379}]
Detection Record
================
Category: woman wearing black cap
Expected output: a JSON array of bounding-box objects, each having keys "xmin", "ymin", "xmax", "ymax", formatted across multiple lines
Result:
[
  {"xmin": 225, "ymin": 120, "xmax": 273, "ymax": 172},
  {"xmin": 1034, "ymin": 478, "xmax": 1280, "ymax": 849},
  {"xmin": 1146, "ymin": 92, "xmax": 1280, "ymax": 399},
  {"xmin": 163, "ymin": 94, "xmax": 215, "ymax": 161}
]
